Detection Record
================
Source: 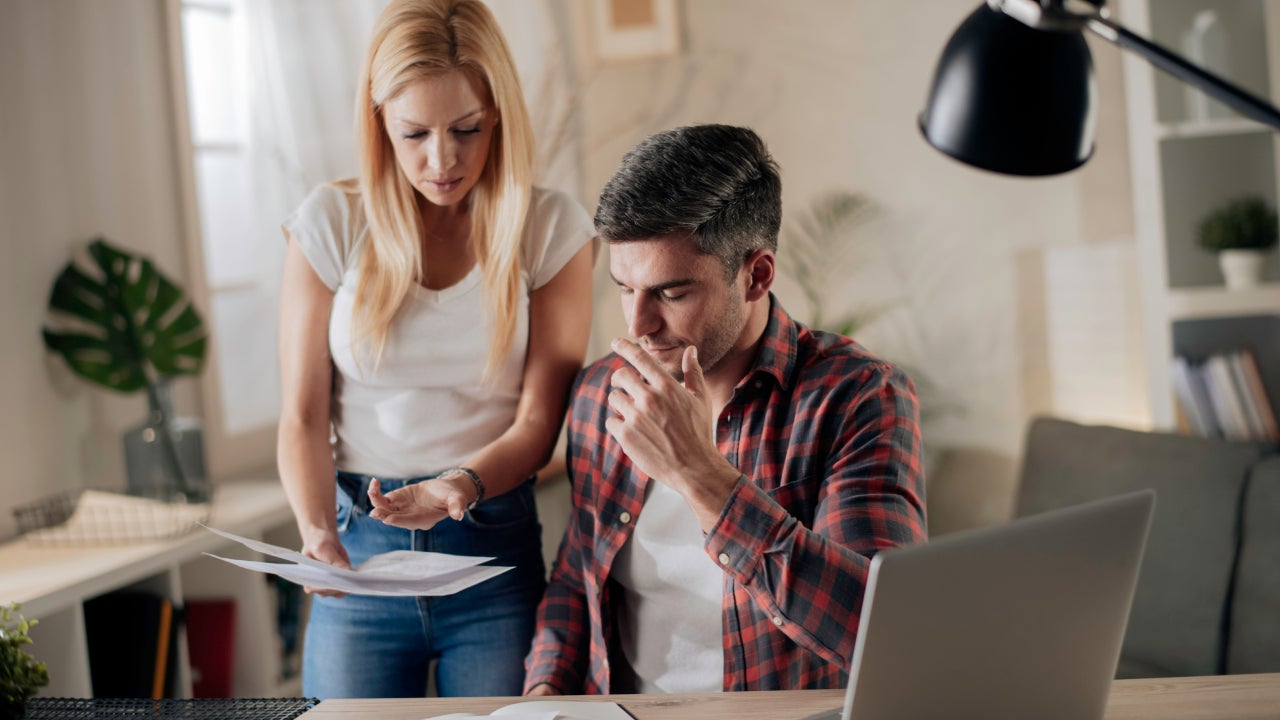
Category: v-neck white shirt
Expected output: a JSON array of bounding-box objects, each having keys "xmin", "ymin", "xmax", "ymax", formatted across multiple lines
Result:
[
  {"xmin": 613, "ymin": 480, "xmax": 724, "ymax": 693},
  {"xmin": 285, "ymin": 180, "xmax": 593, "ymax": 478}
]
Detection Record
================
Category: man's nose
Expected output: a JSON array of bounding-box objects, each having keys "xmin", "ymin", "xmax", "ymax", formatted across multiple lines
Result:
[{"xmin": 626, "ymin": 294, "xmax": 660, "ymax": 339}]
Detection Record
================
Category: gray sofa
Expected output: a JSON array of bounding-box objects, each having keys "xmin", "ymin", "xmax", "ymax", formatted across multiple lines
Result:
[{"xmin": 1016, "ymin": 417, "xmax": 1280, "ymax": 678}]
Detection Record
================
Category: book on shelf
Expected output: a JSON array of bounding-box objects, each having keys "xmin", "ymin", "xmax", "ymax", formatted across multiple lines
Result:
[
  {"xmin": 1170, "ymin": 357, "xmax": 1217, "ymax": 438},
  {"xmin": 1171, "ymin": 350, "xmax": 1279, "ymax": 442},
  {"xmin": 1236, "ymin": 350, "xmax": 1280, "ymax": 442},
  {"xmin": 83, "ymin": 590, "xmax": 176, "ymax": 698}
]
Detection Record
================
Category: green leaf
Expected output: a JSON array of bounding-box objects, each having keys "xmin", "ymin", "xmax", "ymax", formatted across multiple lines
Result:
[{"xmin": 42, "ymin": 237, "xmax": 206, "ymax": 392}]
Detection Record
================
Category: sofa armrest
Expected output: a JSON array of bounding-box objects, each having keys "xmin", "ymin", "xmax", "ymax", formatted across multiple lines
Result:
[
  {"xmin": 1228, "ymin": 456, "xmax": 1280, "ymax": 674},
  {"xmin": 1017, "ymin": 417, "xmax": 1275, "ymax": 677}
]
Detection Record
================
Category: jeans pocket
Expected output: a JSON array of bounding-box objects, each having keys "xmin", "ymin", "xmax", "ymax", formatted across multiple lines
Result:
[
  {"xmin": 334, "ymin": 473, "xmax": 368, "ymax": 534},
  {"xmin": 462, "ymin": 480, "xmax": 536, "ymax": 530}
]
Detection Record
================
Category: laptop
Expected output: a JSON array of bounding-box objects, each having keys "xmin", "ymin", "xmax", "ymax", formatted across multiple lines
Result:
[{"xmin": 810, "ymin": 489, "xmax": 1155, "ymax": 720}]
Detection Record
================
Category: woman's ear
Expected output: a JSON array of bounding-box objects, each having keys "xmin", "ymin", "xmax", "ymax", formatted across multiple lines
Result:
[{"xmin": 742, "ymin": 249, "xmax": 775, "ymax": 301}]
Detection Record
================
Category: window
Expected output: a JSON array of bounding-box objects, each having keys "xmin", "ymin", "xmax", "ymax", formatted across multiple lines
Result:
[{"xmin": 168, "ymin": 0, "xmax": 280, "ymax": 478}]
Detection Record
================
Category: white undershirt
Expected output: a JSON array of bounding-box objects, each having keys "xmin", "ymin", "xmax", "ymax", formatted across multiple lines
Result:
[{"xmin": 613, "ymin": 480, "xmax": 723, "ymax": 693}]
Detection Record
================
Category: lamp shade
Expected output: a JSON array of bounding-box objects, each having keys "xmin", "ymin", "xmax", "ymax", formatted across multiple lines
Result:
[{"xmin": 920, "ymin": 4, "xmax": 1098, "ymax": 176}]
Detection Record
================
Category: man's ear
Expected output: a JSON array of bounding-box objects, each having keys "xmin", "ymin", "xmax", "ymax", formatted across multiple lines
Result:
[{"xmin": 742, "ymin": 249, "xmax": 775, "ymax": 302}]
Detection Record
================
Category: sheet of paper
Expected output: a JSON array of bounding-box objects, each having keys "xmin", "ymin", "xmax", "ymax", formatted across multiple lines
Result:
[
  {"xmin": 422, "ymin": 699, "xmax": 635, "ymax": 720},
  {"xmin": 424, "ymin": 713, "xmax": 556, "ymax": 720},
  {"xmin": 203, "ymin": 525, "xmax": 511, "ymax": 597},
  {"xmin": 492, "ymin": 701, "xmax": 635, "ymax": 720}
]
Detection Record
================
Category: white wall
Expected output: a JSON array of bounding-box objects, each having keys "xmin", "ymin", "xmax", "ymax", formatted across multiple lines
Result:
[
  {"xmin": 568, "ymin": 0, "xmax": 1137, "ymax": 532},
  {"xmin": 0, "ymin": 0, "xmax": 197, "ymax": 540},
  {"xmin": 0, "ymin": 0, "xmax": 1140, "ymax": 541}
]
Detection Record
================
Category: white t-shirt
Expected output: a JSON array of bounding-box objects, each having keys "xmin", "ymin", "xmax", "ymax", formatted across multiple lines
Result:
[
  {"xmin": 613, "ymin": 481, "xmax": 724, "ymax": 693},
  {"xmin": 284, "ymin": 180, "xmax": 594, "ymax": 478}
]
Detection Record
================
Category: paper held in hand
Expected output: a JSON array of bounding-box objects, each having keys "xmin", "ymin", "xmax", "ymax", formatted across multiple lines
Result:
[
  {"xmin": 426, "ymin": 699, "xmax": 636, "ymax": 720},
  {"xmin": 202, "ymin": 525, "xmax": 512, "ymax": 596}
]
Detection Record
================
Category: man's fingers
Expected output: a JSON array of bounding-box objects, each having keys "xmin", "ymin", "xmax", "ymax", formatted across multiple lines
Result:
[
  {"xmin": 681, "ymin": 346, "xmax": 706, "ymax": 395},
  {"xmin": 612, "ymin": 337, "xmax": 674, "ymax": 385}
]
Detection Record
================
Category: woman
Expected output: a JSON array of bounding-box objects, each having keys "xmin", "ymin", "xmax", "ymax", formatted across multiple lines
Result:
[{"xmin": 277, "ymin": 0, "xmax": 594, "ymax": 699}]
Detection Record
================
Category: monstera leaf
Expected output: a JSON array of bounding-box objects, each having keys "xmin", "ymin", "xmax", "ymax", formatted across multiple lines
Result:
[{"xmin": 42, "ymin": 238, "xmax": 206, "ymax": 392}]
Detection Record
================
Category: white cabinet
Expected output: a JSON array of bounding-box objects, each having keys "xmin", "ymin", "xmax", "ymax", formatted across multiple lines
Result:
[
  {"xmin": 1120, "ymin": 0, "xmax": 1280, "ymax": 428},
  {"xmin": 0, "ymin": 480, "xmax": 303, "ymax": 698}
]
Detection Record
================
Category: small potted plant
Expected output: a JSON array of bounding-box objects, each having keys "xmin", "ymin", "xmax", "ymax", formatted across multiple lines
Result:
[
  {"xmin": 1197, "ymin": 196, "xmax": 1279, "ymax": 290},
  {"xmin": 1, "ymin": 603, "xmax": 48, "ymax": 719}
]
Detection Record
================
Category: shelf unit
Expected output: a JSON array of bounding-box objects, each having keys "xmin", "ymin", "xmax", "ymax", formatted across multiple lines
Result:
[
  {"xmin": 1120, "ymin": 0, "xmax": 1280, "ymax": 429},
  {"xmin": 0, "ymin": 480, "xmax": 302, "ymax": 698}
]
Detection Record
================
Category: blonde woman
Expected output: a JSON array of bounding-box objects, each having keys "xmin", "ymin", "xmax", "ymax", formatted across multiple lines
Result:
[{"xmin": 277, "ymin": 0, "xmax": 594, "ymax": 699}]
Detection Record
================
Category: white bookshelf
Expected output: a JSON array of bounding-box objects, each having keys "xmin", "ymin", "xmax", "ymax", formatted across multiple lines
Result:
[
  {"xmin": 0, "ymin": 479, "xmax": 302, "ymax": 698},
  {"xmin": 1121, "ymin": 0, "xmax": 1280, "ymax": 429}
]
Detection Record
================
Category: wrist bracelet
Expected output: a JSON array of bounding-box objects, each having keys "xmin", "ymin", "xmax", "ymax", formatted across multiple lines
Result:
[{"xmin": 441, "ymin": 466, "xmax": 484, "ymax": 511}]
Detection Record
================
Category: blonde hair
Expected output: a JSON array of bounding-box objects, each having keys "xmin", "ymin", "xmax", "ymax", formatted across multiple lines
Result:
[{"xmin": 354, "ymin": 0, "xmax": 534, "ymax": 377}]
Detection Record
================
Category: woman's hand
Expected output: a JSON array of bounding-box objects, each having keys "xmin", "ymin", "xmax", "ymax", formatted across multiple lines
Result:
[
  {"xmin": 299, "ymin": 526, "xmax": 351, "ymax": 598},
  {"xmin": 367, "ymin": 475, "xmax": 476, "ymax": 530}
]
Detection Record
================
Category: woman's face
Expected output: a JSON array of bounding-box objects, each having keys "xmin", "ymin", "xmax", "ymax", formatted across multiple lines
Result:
[{"xmin": 382, "ymin": 70, "xmax": 497, "ymax": 209}]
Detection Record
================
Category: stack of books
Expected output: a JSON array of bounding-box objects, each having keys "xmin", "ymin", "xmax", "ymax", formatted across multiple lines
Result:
[{"xmin": 1171, "ymin": 349, "xmax": 1279, "ymax": 442}]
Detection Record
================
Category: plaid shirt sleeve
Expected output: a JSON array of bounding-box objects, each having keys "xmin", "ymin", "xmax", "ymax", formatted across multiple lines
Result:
[
  {"xmin": 704, "ymin": 359, "xmax": 927, "ymax": 674},
  {"xmin": 524, "ymin": 365, "xmax": 602, "ymax": 694}
]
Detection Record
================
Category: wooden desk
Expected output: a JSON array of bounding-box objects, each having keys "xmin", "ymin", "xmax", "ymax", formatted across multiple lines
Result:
[
  {"xmin": 299, "ymin": 673, "xmax": 1280, "ymax": 720},
  {"xmin": 0, "ymin": 480, "xmax": 297, "ymax": 697}
]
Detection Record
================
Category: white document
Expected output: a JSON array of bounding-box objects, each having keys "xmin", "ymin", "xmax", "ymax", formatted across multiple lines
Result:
[
  {"xmin": 426, "ymin": 700, "xmax": 635, "ymax": 720},
  {"xmin": 202, "ymin": 525, "xmax": 512, "ymax": 597}
]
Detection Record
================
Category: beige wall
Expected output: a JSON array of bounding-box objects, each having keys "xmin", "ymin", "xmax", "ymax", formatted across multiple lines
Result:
[
  {"xmin": 569, "ymin": 0, "xmax": 1136, "ymax": 532},
  {"xmin": 0, "ymin": 0, "xmax": 1138, "ymax": 541},
  {"xmin": 0, "ymin": 0, "xmax": 199, "ymax": 539}
]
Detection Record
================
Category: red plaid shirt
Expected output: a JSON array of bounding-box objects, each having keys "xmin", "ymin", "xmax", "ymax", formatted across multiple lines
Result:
[{"xmin": 525, "ymin": 297, "xmax": 927, "ymax": 693}]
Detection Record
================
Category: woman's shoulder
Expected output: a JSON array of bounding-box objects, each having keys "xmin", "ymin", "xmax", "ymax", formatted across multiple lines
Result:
[
  {"xmin": 522, "ymin": 187, "xmax": 595, "ymax": 287},
  {"xmin": 286, "ymin": 179, "xmax": 366, "ymax": 284}
]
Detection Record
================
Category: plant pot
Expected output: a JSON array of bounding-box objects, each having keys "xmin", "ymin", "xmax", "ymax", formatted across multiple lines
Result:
[
  {"xmin": 123, "ymin": 379, "xmax": 210, "ymax": 502},
  {"xmin": 0, "ymin": 698, "xmax": 26, "ymax": 720},
  {"xmin": 1218, "ymin": 249, "xmax": 1269, "ymax": 290}
]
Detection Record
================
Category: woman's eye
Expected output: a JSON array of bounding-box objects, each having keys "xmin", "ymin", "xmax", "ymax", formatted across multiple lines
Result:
[
  {"xmin": 454, "ymin": 126, "xmax": 482, "ymax": 135},
  {"xmin": 403, "ymin": 131, "xmax": 427, "ymax": 140}
]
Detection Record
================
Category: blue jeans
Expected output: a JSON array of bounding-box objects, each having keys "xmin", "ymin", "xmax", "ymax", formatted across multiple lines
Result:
[{"xmin": 302, "ymin": 471, "xmax": 547, "ymax": 699}]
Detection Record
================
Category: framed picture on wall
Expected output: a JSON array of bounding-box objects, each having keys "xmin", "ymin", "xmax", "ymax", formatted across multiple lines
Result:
[{"xmin": 591, "ymin": 0, "xmax": 681, "ymax": 61}]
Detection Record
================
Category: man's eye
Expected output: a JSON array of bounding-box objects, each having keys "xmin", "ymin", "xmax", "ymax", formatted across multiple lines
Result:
[{"xmin": 660, "ymin": 292, "xmax": 685, "ymax": 301}]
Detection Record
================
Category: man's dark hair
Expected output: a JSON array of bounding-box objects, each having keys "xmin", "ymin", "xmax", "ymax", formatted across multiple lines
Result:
[{"xmin": 594, "ymin": 124, "xmax": 782, "ymax": 277}]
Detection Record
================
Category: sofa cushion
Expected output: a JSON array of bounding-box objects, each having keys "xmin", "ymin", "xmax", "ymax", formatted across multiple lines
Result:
[
  {"xmin": 1228, "ymin": 456, "xmax": 1280, "ymax": 673},
  {"xmin": 1016, "ymin": 417, "xmax": 1275, "ymax": 678}
]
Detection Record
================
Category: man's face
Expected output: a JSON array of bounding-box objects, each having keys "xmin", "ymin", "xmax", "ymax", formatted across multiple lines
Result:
[{"xmin": 609, "ymin": 234, "xmax": 748, "ymax": 382}]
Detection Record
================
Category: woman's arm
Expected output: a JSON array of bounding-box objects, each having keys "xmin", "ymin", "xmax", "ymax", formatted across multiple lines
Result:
[
  {"xmin": 277, "ymin": 232, "xmax": 350, "ymax": 591},
  {"xmin": 369, "ymin": 242, "xmax": 594, "ymax": 528}
]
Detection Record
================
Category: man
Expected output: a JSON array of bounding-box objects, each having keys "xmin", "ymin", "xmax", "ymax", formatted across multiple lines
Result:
[{"xmin": 524, "ymin": 124, "xmax": 926, "ymax": 695}]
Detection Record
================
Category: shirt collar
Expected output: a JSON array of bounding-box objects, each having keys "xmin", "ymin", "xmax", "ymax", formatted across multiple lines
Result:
[{"xmin": 739, "ymin": 293, "xmax": 799, "ymax": 392}]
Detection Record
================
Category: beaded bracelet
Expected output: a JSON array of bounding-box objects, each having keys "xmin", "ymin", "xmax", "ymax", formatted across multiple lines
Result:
[{"xmin": 440, "ymin": 466, "xmax": 485, "ymax": 510}]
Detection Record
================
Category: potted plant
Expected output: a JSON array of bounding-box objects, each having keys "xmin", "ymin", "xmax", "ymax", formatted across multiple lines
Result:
[
  {"xmin": 1197, "ymin": 196, "xmax": 1279, "ymax": 290},
  {"xmin": 1, "ymin": 603, "xmax": 48, "ymax": 719},
  {"xmin": 42, "ymin": 238, "xmax": 210, "ymax": 501}
]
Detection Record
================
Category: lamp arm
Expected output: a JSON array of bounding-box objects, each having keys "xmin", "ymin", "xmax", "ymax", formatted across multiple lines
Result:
[{"xmin": 1086, "ymin": 16, "xmax": 1280, "ymax": 130}]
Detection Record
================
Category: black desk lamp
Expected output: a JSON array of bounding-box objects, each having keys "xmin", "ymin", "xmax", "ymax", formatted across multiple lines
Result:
[{"xmin": 920, "ymin": 0, "xmax": 1280, "ymax": 176}]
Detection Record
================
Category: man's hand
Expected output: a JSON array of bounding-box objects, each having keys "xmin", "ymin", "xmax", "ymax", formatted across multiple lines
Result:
[
  {"xmin": 606, "ymin": 338, "xmax": 741, "ymax": 528},
  {"xmin": 299, "ymin": 526, "xmax": 351, "ymax": 598},
  {"xmin": 525, "ymin": 683, "xmax": 561, "ymax": 696},
  {"xmin": 367, "ymin": 474, "xmax": 475, "ymax": 530}
]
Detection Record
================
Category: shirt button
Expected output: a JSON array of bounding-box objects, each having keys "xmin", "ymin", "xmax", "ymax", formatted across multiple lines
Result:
[
  {"xmin": 619, "ymin": 511, "xmax": 632, "ymax": 524},
  {"xmin": 772, "ymin": 616, "xmax": 784, "ymax": 627},
  {"xmin": 718, "ymin": 552, "xmax": 731, "ymax": 566}
]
